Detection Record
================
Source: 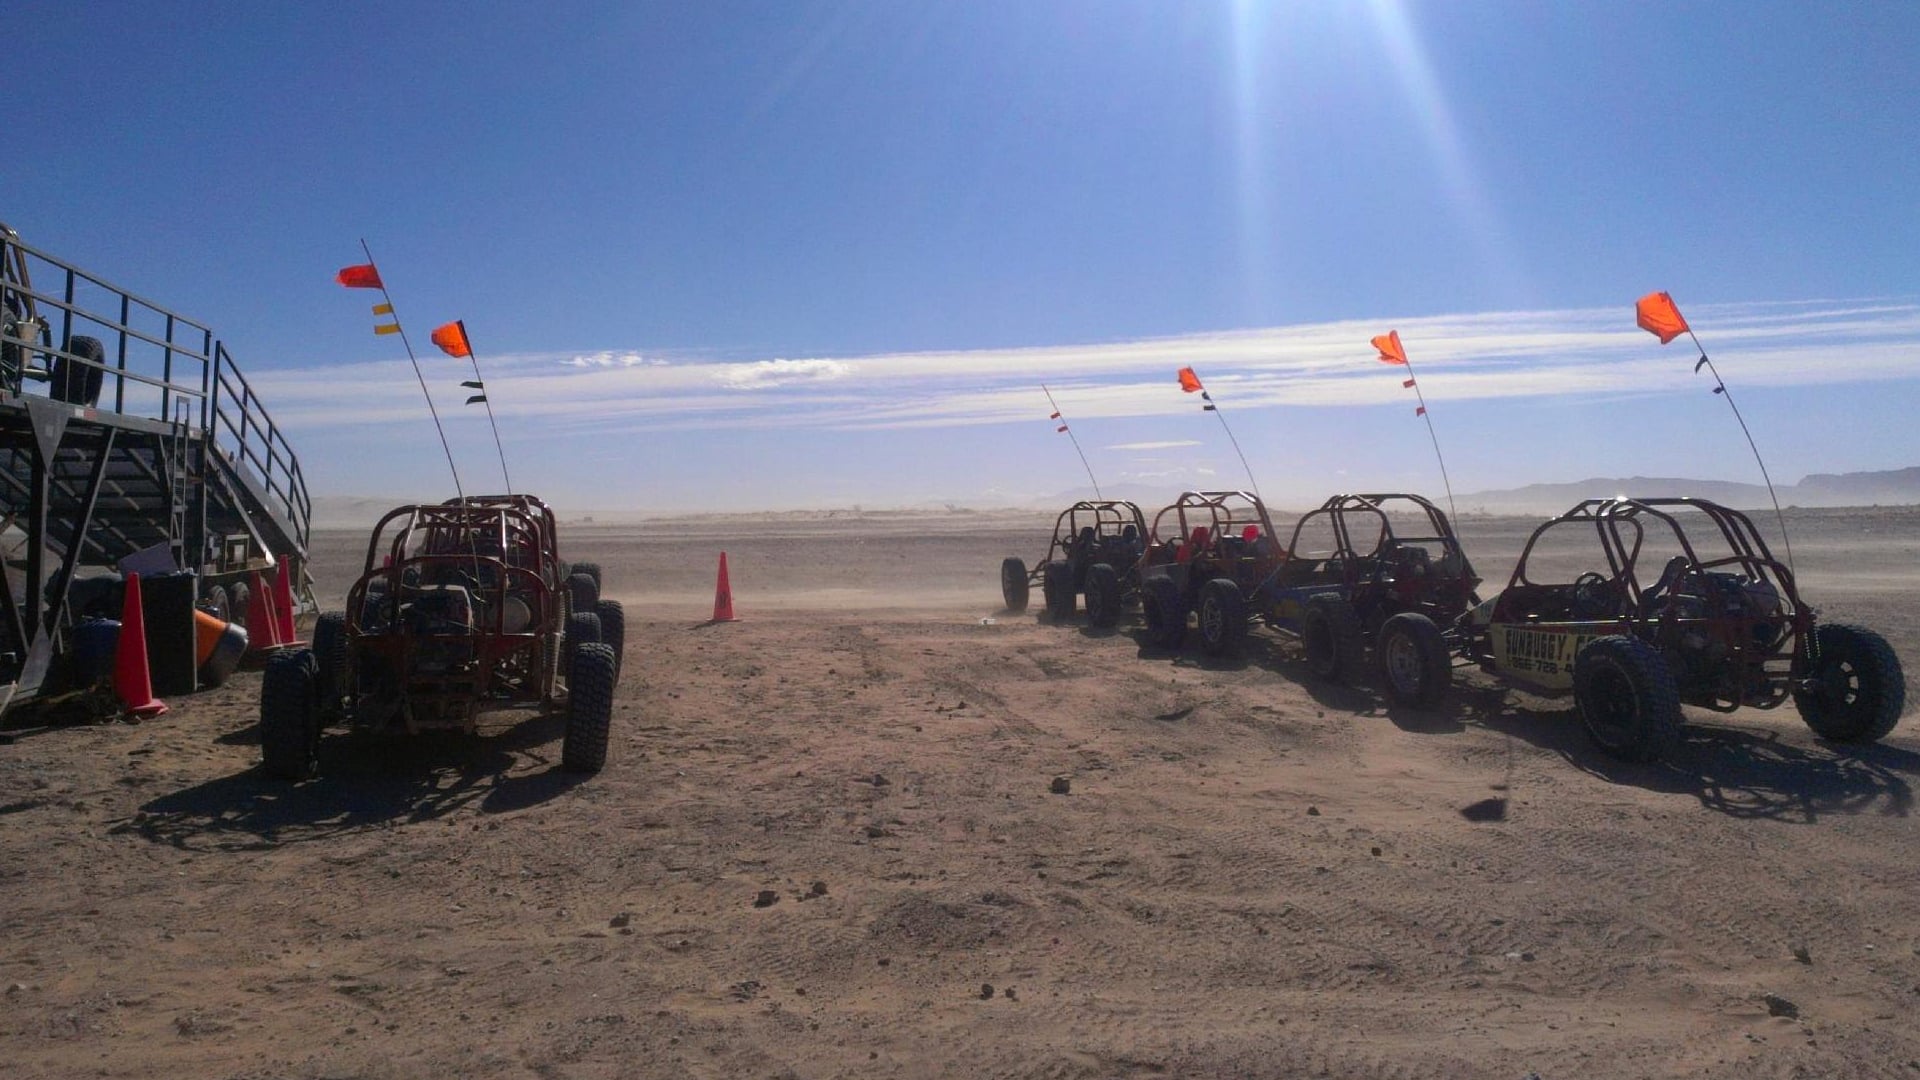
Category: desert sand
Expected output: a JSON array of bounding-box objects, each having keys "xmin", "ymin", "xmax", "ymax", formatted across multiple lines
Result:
[{"xmin": 2, "ymin": 505, "xmax": 1918, "ymax": 1078}]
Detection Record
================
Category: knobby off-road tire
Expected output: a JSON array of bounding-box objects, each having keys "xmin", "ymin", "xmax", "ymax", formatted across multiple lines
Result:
[
  {"xmin": 1084, "ymin": 563, "xmax": 1122, "ymax": 629},
  {"xmin": 313, "ymin": 611, "xmax": 349, "ymax": 724},
  {"xmin": 1043, "ymin": 561, "xmax": 1075, "ymax": 623},
  {"xmin": 1573, "ymin": 635, "xmax": 1682, "ymax": 763},
  {"xmin": 1141, "ymin": 576, "xmax": 1187, "ymax": 650},
  {"xmin": 1376, "ymin": 611, "xmax": 1452, "ymax": 708},
  {"xmin": 228, "ymin": 580, "xmax": 252, "ymax": 633},
  {"xmin": 52, "ymin": 335, "xmax": 105, "ymax": 407},
  {"xmin": 1000, "ymin": 557, "xmax": 1029, "ymax": 613},
  {"xmin": 570, "ymin": 561, "xmax": 603, "ymax": 591},
  {"xmin": 199, "ymin": 583, "xmax": 231, "ymax": 622},
  {"xmin": 567, "ymin": 571, "xmax": 599, "ymax": 612},
  {"xmin": 1196, "ymin": 578, "xmax": 1248, "ymax": 657},
  {"xmin": 563, "ymin": 642, "xmax": 617, "ymax": 773},
  {"xmin": 1794, "ymin": 623, "xmax": 1906, "ymax": 743},
  {"xmin": 1302, "ymin": 596, "xmax": 1364, "ymax": 683},
  {"xmin": 594, "ymin": 598, "xmax": 626, "ymax": 681},
  {"xmin": 260, "ymin": 650, "xmax": 320, "ymax": 781},
  {"xmin": 565, "ymin": 611, "xmax": 601, "ymax": 687}
]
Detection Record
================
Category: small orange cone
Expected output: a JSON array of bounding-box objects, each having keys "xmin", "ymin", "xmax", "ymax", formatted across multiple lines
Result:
[
  {"xmin": 113, "ymin": 573, "xmax": 168, "ymax": 719},
  {"xmin": 271, "ymin": 559, "xmax": 304, "ymax": 646},
  {"xmin": 711, "ymin": 552, "xmax": 738, "ymax": 623},
  {"xmin": 245, "ymin": 569, "xmax": 283, "ymax": 651}
]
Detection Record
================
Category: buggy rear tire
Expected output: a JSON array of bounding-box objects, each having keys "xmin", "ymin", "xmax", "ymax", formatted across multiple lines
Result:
[
  {"xmin": 260, "ymin": 650, "xmax": 319, "ymax": 780},
  {"xmin": 594, "ymin": 599, "xmax": 626, "ymax": 681},
  {"xmin": 313, "ymin": 611, "xmax": 348, "ymax": 724},
  {"xmin": 1195, "ymin": 578, "xmax": 1247, "ymax": 657},
  {"xmin": 1376, "ymin": 612, "xmax": 1451, "ymax": 708},
  {"xmin": 1793, "ymin": 623, "xmax": 1905, "ymax": 743},
  {"xmin": 565, "ymin": 611, "xmax": 601, "ymax": 686},
  {"xmin": 1574, "ymin": 635, "xmax": 1682, "ymax": 762},
  {"xmin": 1302, "ymin": 596, "xmax": 1363, "ymax": 683},
  {"xmin": 1042, "ymin": 561, "xmax": 1075, "ymax": 624},
  {"xmin": 567, "ymin": 572, "xmax": 599, "ymax": 612},
  {"xmin": 1084, "ymin": 563, "xmax": 1122, "ymax": 629},
  {"xmin": 563, "ymin": 642, "xmax": 617, "ymax": 773},
  {"xmin": 1141, "ymin": 576, "xmax": 1186, "ymax": 650},
  {"xmin": 1000, "ymin": 557, "xmax": 1030, "ymax": 613}
]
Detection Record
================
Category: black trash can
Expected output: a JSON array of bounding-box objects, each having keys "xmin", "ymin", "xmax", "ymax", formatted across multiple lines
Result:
[{"xmin": 140, "ymin": 571, "xmax": 198, "ymax": 697}]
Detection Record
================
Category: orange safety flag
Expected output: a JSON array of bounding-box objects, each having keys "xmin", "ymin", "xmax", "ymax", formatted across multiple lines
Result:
[
  {"xmin": 336, "ymin": 264, "xmax": 383, "ymax": 289},
  {"xmin": 1636, "ymin": 291, "xmax": 1690, "ymax": 344},
  {"xmin": 1372, "ymin": 330, "xmax": 1408, "ymax": 365},
  {"xmin": 1177, "ymin": 366, "xmax": 1204, "ymax": 393},
  {"xmin": 373, "ymin": 323, "xmax": 401, "ymax": 335},
  {"xmin": 431, "ymin": 320, "xmax": 472, "ymax": 358}
]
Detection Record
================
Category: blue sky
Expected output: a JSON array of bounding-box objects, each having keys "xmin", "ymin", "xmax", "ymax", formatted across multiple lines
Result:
[{"xmin": 7, "ymin": 2, "xmax": 1918, "ymax": 512}]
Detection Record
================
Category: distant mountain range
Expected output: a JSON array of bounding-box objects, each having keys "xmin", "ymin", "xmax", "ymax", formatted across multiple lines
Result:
[
  {"xmin": 1454, "ymin": 466, "xmax": 1920, "ymax": 515},
  {"xmin": 1033, "ymin": 466, "xmax": 1920, "ymax": 518},
  {"xmin": 310, "ymin": 466, "xmax": 1920, "ymax": 527}
]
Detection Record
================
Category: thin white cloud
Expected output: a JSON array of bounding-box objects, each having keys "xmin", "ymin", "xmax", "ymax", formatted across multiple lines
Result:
[
  {"xmin": 716, "ymin": 358, "xmax": 851, "ymax": 390},
  {"xmin": 252, "ymin": 297, "xmax": 1920, "ymax": 433},
  {"xmin": 1107, "ymin": 440, "xmax": 1202, "ymax": 451}
]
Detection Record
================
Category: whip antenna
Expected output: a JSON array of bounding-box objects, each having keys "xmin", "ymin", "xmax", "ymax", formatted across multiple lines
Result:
[
  {"xmin": 1176, "ymin": 367, "xmax": 1264, "ymax": 501},
  {"xmin": 1636, "ymin": 291, "xmax": 1793, "ymax": 573},
  {"xmin": 1370, "ymin": 331, "xmax": 1458, "ymax": 524},
  {"xmin": 1042, "ymin": 384, "xmax": 1101, "ymax": 500}
]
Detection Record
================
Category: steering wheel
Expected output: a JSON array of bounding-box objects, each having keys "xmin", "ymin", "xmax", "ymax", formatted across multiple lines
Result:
[{"xmin": 1571, "ymin": 571, "xmax": 1613, "ymax": 618}]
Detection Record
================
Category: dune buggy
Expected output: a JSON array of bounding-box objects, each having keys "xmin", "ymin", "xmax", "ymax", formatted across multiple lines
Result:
[
  {"xmin": 1137, "ymin": 492, "xmax": 1482, "ymax": 702},
  {"xmin": 1458, "ymin": 497, "xmax": 1905, "ymax": 761},
  {"xmin": 258, "ymin": 495, "xmax": 623, "ymax": 780},
  {"xmin": 998, "ymin": 500, "xmax": 1148, "ymax": 627}
]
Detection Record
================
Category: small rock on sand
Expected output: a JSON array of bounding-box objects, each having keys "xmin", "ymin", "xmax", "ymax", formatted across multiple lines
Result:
[
  {"xmin": 753, "ymin": 890, "xmax": 779, "ymax": 908},
  {"xmin": 1763, "ymin": 993, "xmax": 1799, "ymax": 1018},
  {"xmin": 1050, "ymin": 777, "xmax": 1071, "ymax": 795}
]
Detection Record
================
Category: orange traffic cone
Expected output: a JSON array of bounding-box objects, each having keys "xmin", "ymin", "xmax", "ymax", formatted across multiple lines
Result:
[
  {"xmin": 245, "ymin": 569, "xmax": 283, "ymax": 651},
  {"xmin": 711, "ymin": 552, "xmax": 738, "ymax": 623},
  {"xmin": 271, "ymin": 560, "xmax": 304, "ymax": 646},
  {"xmin": 113, "ymin": 572, "xmax": 168, "ymax": 719},
  {"xmin": 193, "ymin": 609, "xmax": 248, "ymax": 688}
]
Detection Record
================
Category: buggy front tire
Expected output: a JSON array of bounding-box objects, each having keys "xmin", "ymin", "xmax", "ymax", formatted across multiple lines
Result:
[
  {"xmin": 312, "ymin": 611, "xmax": 349, "ymax": 724},
  {"xmin": 563, "ymin": 642, "xmax": 617, "ymax": 773},
  {"xmin": 1793, "ymin": 623, "xmax": 1906, "ymax": 743},
  {"xmin": 567, "ymin": 571, "xmax": 599, "ymax": 612},
  {"xmin": 1000, "ymin": 557, "xmax": 1029, "ymax": 613},
  {"xmin": 1141, "ymin": 576, "xmax": 1187, "ymax": 650},
  {"xmin": 1084, "ymin": 563, "xmax": 1122, "ymax": 629},
  {"xmin": 1376, "ymin": 612, "xmax": 1451, "ymax": 708},
  {"xmin": 1573, "ymin": 635, "xmax": 1682, "ymax": 762},
  {"xmin": 594, "ymin": 599, "xmax": 626, "ymax": 681},
  {"xmin": 565, "ymin": 611, "xmax": 601, "ymax": 687},
  {"xmin": 1302, "ymin": 596, "xmax": 1364, "ymax": 683},
  {"xmin": 570, "ymin": 561, "xmax": 603, "ymax": 591},
  {"xmin": 260, "ymin": 651, "xmax": 320, "ymax": 780},
  {"xmin": 1195, "ymin": 578, "xmax": 1247, "ymax": 657},
  {"xmin": 1042, "ymin": 561, "xmax": 1075, "ymax": 624}
]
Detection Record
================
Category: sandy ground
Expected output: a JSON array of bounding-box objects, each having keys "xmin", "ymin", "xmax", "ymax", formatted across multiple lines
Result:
[{"xmin": 3, "ymin": 506, "xmax": 1919, "ymax": 1079}]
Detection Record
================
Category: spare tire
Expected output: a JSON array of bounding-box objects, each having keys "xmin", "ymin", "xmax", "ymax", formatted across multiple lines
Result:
[{"xmin": 51, "ymin": 335, "xmax": 105, "ymax": 407}]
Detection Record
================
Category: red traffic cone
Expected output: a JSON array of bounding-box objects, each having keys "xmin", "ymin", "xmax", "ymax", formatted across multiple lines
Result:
[
  {"xmin": 245, "ymin": 569, "xmax": 283, "ymax": 651},
  {"xmin": 271, "ymin": 559, "xmax": 304, "ymax": 647},
  {"xmin": 710, "ymin": 552, "xmax": 738, "ymax": 623},
  {"xmin": 113, "ymin": 572, "xmax": 168, "ymax": 719}
]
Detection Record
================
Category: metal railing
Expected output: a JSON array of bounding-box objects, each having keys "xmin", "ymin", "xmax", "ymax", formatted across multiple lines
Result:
[{"xmin": 0, "ymin": 222, "xmax": 311, "ymax": 562}]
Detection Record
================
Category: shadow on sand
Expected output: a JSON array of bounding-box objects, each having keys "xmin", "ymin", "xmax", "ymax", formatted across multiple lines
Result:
[
  {"xmin": 116, "ymin": 710, "xmax": 587, "ymax": 851},
  {"xmin": 1124, "ymin": 618, "xmax": 1916, "ymax": 824}
]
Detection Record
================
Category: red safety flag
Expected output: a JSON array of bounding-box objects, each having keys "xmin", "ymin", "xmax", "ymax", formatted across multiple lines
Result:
[
  {"xmin": 1636, "ymin": 291, "xmax": 1690, "ymax": 344},
  {"xmin": 431, "ymin": 320, "xmax": 472, "ymax": 358},
  {"xmin": 1056, "ymin": 425, "xmax": 1068, "ymax": 433},
  {"xmin": 1402, "ymin": 378, "xmax": 1416, "ymax": 388},
  {"xmin": 1049, "ymin": 411, "xmax": 1061, "ymax": 419},
  {"xmin": 1177, "ymin": 366, "xmax": 1204, "ymax": 393},
  {"xmin": 335, "ymin": 264, "xmax": 383, "ymax": 289},
  {"xmin": 1372, "ymin": 330, "xmax": 1408, "ymax": 365},
  {"xmin": 1415, "ymin": 406, "xmax": 1427, "ymax": 416}
]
